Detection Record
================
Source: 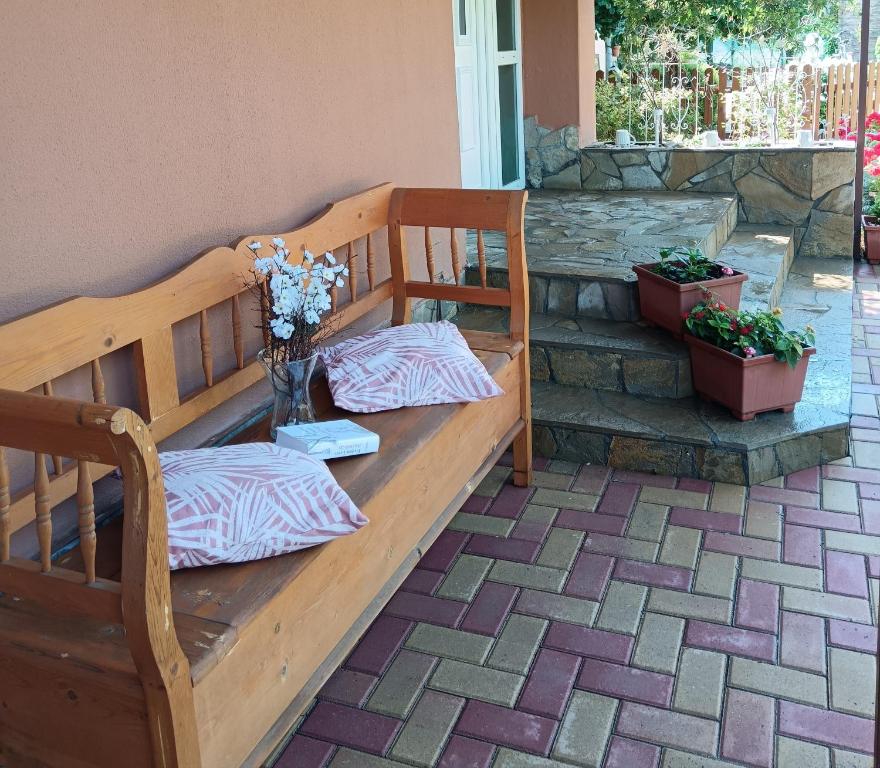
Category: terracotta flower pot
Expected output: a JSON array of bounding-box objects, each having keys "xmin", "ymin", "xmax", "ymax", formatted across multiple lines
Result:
[
  {"xmin": 862, "ymin": 215, "xmax": 880, "ymax": 264},
  {"xmin": 611, "ymin": 45, "xmax": 621, "ymax": 56},
  {"xmin": 632, "ymin": 264, "xmax": 747, "ymax": 338},
  {"xmin": 685, "ymin": 334, "xmax": 815, "ymax": 421}
]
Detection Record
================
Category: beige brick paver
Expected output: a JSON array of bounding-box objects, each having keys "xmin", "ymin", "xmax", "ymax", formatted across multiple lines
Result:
[
  {"xmin": 825, "ymin": 530, "xmax": 880, "ymax": 556},
  {"xmin": 617, "ymin": 703, "xmax": 719, "ymax": 755},
  {"xmin": 488, "ymin": 561, "xmax": 567, "ymax": 592},
  {"xmin": 710, "ymin": 483, "xmax": 747, "ymax": 515},
  {"xmin": 448, "ymin": 512, "xmax": 515, "ymax": 537},
  {"xmin": 389, "ymin": 690, "xmax": 464, "ymax": 767},
  {"xmin": 551, "ymin": 690, "xmax": 618, "ymax": 767},
  {"xmin": 531, "ymin": 488, "xmax": 598, "ymax": 511},
  {"xmin": 633, "ymin": 612, "xmax": 685, "ymax": 674},
  {"xmin": 475, "ymin": 465, "xmax": 512, "ymax": 496},
  {"xmin": 729, "ymin": 657, "xmax": 827, "ymax": 707},
  {"xmin": 429, "ymin": 659, "xmax": 523, "ymax": 706},
  {"xmin": 830, "ymin": 648, "xmax": 877, "ymax": 717},
  {"xmin": 832, "ymin": 748, "xmax": 874, "ymax": 768},
  {"xmin": 776, "ymin": 736, "xmax": 830, "ymax": 768},
  {"xmin": 672, "ymin": 647, "xmax": 726, "ymax": 718},
  {"xmin": 404, "ymin": 623, "xmax": 493, "ymax": 664},
  {"xmin": 640, "ymin": 486, "xmax": 709, "ymax": 509},
  {"xmin": 741, "ymin": 558, "xmax": 823, "ymax": 590},
  {"xmin": 659, "ymin": 525, "xmax": 702, "ymax": 569},
  {"xmin": 330, "ymin": 749, "xmax": 411, "ymax": 768},
  {"xmin": 694, "ymin": 552, "xmax": 738, "ymax": 599},
  {"xmin": 487, "ymin": 614, "xmax": 547, "ymax": 674},
  {"xmin": 822, "ymin": 479, "xmax": 860, "ymax": 514},
  {"xmin": 627, "ymin": 502, "xmax": 669, "ymax": 542},
  {"xmin": 522, "ymin": 504, "xmax": 558, "ymax": 523},
  {"xmin": 366, "ymin": 651, "xmax": 437, "ymax": 717},
  {"xmin": 532, "ymin": 470, "xmax": 575, "ymax": 490},
  {"xmin": 595, "ymin": 580, "xmax": 648, "ymax": 635},
  {"xmin": 662, "ymin": 750, "xmax": 744, "ymax": 767},
  {"xmin": 647, "ymin": 588, "xmax": 731, "ymax": 623},
  {"xmin": 782, "ymin": 586, "xmax": 872, "ymax": 622},
  {"xmin": 516, "ymin": 589, "xmax": 598, "ymax": 625},
  {"xmin": 436, "ymin": 555, "xmax": 493, "ymax": 601},
  {"xmin": 744, "ymin": 500, "xmax": 783, "ymax": 540},
  {"xmin": 537, "ymin": 527, "xmax": 584, "ymax": 570}
]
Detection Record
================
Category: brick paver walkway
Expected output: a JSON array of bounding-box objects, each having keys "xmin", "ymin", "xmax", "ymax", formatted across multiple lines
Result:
[{"xmin": 274, "ymin": 264, "xmax": 878, "ymax": 767}]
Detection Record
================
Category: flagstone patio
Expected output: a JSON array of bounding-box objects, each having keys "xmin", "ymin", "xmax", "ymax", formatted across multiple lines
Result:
[{"xmin": 268, "ymin": 264, "xmax": 878, "ymax": 767}]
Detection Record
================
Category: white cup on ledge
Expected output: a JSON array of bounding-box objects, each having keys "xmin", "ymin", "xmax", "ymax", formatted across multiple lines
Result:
[
  {"xmin": 702, "ymin": 130, "xmax": 720, "ymax": 147},
  {"xmin": 615, "ymin": 129, "xmax": 636, "ymax": 147},
  {"xmin": 797, "ymin": 129, "xmax": 814, "ymax": 147}
]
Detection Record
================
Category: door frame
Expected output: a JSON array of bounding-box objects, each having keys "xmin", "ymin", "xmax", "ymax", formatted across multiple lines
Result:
[{"xmin": 454, "ymin": 0, "xmax": 525, "ymax": 189}]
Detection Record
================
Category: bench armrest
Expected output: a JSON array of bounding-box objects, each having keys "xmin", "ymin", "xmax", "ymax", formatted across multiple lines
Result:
[
  {"xmin": 0, "ymin": 387, "xmax": 200, "ymax": 765},
  {"xmin": 388, "ymin": 187, "xmax": 530, "ymax": 343}
]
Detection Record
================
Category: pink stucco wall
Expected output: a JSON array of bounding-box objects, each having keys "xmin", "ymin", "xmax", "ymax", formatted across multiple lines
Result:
[
  {"xmin": 522, "ymin": 0, "xmax": 596, "ymax": 143},
  {"xmin": 0, "ymin": 1, "xmax": 462, "ymax": 324}
]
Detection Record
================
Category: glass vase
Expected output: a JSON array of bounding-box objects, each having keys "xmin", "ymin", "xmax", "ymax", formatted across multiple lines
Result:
[{"xmin": 258, "ymin": 349, "xmax": 318, "ymax": 439}]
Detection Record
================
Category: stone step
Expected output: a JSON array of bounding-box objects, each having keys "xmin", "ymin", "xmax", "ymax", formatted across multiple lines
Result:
[
  {"xmin": 455, "ymin": 307, "xmax": 693, "ymax": 399},
  {"xmin": 466, "ymin": 189, "xmax": 738, "ymax": 321},
  {"xmin": 716, "ymin": 224, "xmax": 795, "ymax": 312},
  {"xmin": 530, "ymin": 381, "xmax": 848, "ymax": 486},
  {"xmin": 528, "ymin": 256, "xmax": 852, "ymax": 485}
]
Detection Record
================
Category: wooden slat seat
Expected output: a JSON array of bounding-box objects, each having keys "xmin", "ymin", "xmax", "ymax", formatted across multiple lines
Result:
[
  {"xmin": 0, "ymin": 185, "xmax": 532, "ymax": 768},
  {"xmin": 171, "ymin": 341, "xmax": 515, "ymax": 682}
]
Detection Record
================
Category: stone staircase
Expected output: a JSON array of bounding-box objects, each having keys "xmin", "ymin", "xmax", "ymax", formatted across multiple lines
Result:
[{"xmin": 456, "ymin": 189, "xmax": 852, "ymax": 485}]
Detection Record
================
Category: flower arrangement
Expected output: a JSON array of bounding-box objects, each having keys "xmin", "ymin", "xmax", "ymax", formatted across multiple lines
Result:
[
  {"xmin": 652, "ymin": 246, "xmax": 736, "ymax": 284},
  {"xmin": 247, "ymin": 237, "xmax": 349, "ymax": 363},
  {"xmin": 684, "ymin": 292, "xmax": 814, "ymax": 367}
]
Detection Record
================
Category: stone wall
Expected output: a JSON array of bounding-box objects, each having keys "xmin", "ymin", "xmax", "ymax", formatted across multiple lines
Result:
[
  {"xmin": 524, "ymin": 115, "xmax": 581, "ymax": 189},
  {"xmin": 536, "ymin": 145, "xmax": 856, "ymax": 258}
]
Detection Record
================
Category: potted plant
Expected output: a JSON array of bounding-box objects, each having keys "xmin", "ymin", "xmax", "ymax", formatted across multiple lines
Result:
[
  {"xmin": 633, "ymin": 247, "xmax": 747, "ymax": 337},
  {"xmin": 863, "ymin": 170, "xmax": 880, "ymax": 264},
  {"xmin": 683, "ymin": 294, "xmax": 815, "ymax": 421}
]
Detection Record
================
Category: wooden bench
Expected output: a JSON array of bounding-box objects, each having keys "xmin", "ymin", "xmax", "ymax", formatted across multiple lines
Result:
[{"xmin": 0, "ymin": 184, "xmax": 531, "ymax": 768}]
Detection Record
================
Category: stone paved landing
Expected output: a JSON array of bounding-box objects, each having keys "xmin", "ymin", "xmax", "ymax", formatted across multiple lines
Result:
[{"xmin": 268, "ymin": 265, "xmax": 878, "ymax": 768}]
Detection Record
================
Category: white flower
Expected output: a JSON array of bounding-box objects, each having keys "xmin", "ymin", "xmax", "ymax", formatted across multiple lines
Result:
[
  {"xmin": 304, "ymin": 250, "xmax": 315, "ymax": 264},
  {"xmin": 305, "ymin": 309, "xmax": 320, "ymax": 324},
  {"xmin": 247, "ymin": 241, "xmax": 262, "ymax": 251},
  {"xmin": 325, "ymin": 252, "xmax": 336, "ymax": 265},
  {"xmin": 272, "ymin": 237, "xmax": 285, "ymax": 247},
  {"xmin": 253, "ymin": 257, "xmax": 274, "ymax": 275},
  {"xmin": 335, "ymin": 277, "xmax": 344, "ymax": 288}
]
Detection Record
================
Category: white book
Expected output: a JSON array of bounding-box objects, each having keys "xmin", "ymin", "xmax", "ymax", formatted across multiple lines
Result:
[{"xmin": 276, "ymin": 419, "xmax": 380, "ymax": 460}]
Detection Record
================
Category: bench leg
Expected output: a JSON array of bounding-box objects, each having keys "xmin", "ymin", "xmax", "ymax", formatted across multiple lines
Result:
[{"xmin": 512, "ymin": 423, "xmax": 532, "ymax": 487}]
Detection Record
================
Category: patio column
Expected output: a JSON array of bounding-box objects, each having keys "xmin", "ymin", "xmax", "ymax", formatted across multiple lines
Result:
[{"xmin": 521, "ymin": 0, "xmax": 596, "ymax": 145}]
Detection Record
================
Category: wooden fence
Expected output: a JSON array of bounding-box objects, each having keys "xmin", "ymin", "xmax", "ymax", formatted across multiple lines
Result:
[{"xmin": 597, "ymin": 62, "xmax": 880, "ymax": 139}]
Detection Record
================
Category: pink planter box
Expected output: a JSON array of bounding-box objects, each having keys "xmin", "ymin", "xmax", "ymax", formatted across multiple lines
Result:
[
  {"xmin": 863, "ymin": 215, "xmax": 880, "ymax": 265},
  {"xmin": 633, "ymin": 263, "xmax": 747, "ymax": 338},
  {"xmin": 685, "ymin": 334, "xmax": 814, "ymax": 421}
]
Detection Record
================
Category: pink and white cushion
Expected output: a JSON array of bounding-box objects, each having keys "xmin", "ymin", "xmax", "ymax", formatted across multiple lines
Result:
[
  {"xmin": 159, "ymin": 443, "xmax": 367, "ymax": 570},
  {"xmin": 320, "ymin": 320, "xmax": 503, "ymax": 413}
]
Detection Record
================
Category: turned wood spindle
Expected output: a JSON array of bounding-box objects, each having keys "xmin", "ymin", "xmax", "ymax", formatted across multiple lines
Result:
[
  {"xmin": 199, "ymin": 309, "xmax": 213, "ymax": 387},
  {"xmin": 232, "ymin": 294, "xmax": 244, "ymax": 369},
  {"xmin": 34, "ymin": 453, "xmax": 51, "ymax": 573},
  {"xmin": 77, "ymin": 460, "xmax": 97, "ymax": 584},
  {"xmin": 450, "ymin": 227, "xmax": 462, "ymax": 285},
  {"xmin": 41, "ymin": 380, "xmax": 64, "ymax": 475},
  {"xmin": 0, "ymin": 447, "xmax": 10, "ymax": 563},
  {"xmin": 330, "ymin": 281, "xmax": 338, "ymax": 314},
  {"xmin": 425, "ymin": 227, "xmax": 436, "ymax": 283},
  {"xmin": 347, "ymin": 241, "xmax": 358, "ymax": 302},
  {"xmin": 367, "ymin": 232, "xmax": 376, "ymax": 291},
  {"xmin": 91, "ymin": 358, "xmax": 106, "ymax": 404},
  {"xmin": 477, "ymin": 228, "xmax": 487, "ymax": 289},
  {"xmin": 260, "ymin": 282, "xmax": 271, "ymax": 349}
]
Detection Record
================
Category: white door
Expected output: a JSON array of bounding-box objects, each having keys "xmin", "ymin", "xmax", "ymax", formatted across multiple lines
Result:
[
  {"xmin": 453, "ymin": 0, "xmax": 524, "ymax": 189},
  {"xmin": 453, "ymin": 0, "xmax": 484, "ymax": 188}
]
